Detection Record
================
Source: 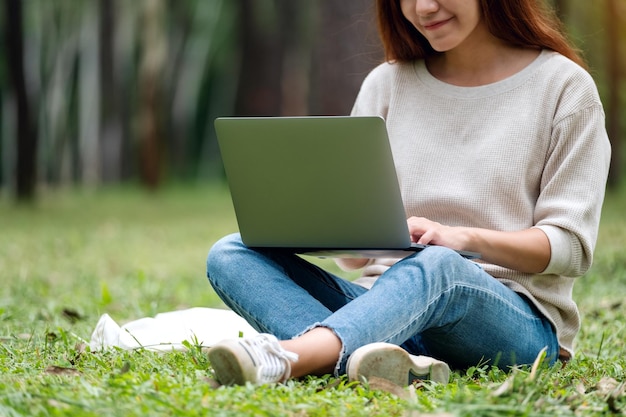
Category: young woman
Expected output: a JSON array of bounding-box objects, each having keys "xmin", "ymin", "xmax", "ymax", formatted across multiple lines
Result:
[{"xmin": 205, "ymin": 0, "xmax": 611, "ymax": 386}]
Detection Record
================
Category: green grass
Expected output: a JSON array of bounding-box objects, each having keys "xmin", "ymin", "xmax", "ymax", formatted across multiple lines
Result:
[{"xmin": 0, "ymin": 183, "xmax": 625, "ymax": 416}]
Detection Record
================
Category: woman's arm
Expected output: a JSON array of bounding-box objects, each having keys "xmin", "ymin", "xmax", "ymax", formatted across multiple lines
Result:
[{"xmin": 407, "ymin": 216, "xmax": 551, "ymax": 274}]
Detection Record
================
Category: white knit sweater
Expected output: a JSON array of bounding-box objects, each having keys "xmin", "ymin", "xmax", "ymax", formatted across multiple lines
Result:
[{"xmin": 343, "ymin": 50, "xmax": 612, "ymax": 355}]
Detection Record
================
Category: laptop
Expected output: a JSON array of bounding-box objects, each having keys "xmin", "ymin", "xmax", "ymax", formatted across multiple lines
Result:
[{"xmin": 214, "ymin": 116, "xmax": 480, "ymax": 260}]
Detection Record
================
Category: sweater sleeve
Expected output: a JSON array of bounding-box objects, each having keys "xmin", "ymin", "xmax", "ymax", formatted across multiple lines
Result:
[
  {"xmin": 349, "ymin": 62, "xmax": 394, "ymax": 118},
  {"xmin": 535, "ymin": 96, "xmax": 611, "ymax": 277}
]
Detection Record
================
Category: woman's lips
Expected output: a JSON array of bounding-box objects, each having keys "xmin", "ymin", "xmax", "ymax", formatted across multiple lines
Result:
[{"xmin": 423, "ymin": 17, "xmax": 452, "ymax": 31}]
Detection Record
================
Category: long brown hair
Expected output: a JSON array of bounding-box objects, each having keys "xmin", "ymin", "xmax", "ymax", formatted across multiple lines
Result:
[{"xmin": 376, "ymin": 0, "xmax": 586, "ymax": 68}]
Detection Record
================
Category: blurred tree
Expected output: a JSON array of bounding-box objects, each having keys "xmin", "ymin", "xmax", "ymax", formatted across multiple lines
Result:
[
  {"xmin": 99, "ymin": 0, "xmax": 124, "ymax": 183},
  {"xmin": 79, "ymin": 0, "xmax": 102, "ymax": 187},
  {"xmin": 309, "ymin": 0, "xmax": 381, "ymax": 115},
  {"xmin": 232, "ymin": 0, "xmax": 380, "ymax": 117},
  {"xmin": 4, "ymin": 0, "xmax": 38, "ymax": 202},
  {"xmin": 234, "ymin": 0, "xmax": 285, "ymax": 116},
  {"xmin": 138, "ymin": 0, "xmax": 166, "ymax": 189},
  {"xmin": 0, "ymin": 0, "xmax": 623, "ymax": 195},
  {"xmin": 276, "ymin": 0, "xmax": 311, "ymax": 116},
  {"xmin": 163, "ymin": 0, "xmax": 196, "ymax": 175},
  {"xmin": 551, "ymin": 0, "xmax": 623, "ymax": 186},
  {"xmin": 163, "ymin": 0, "xmax": 234, "ymax": 180},
  {"xmin": 605, "ymin": 0, "xmax": 623, "ymax": 186}
]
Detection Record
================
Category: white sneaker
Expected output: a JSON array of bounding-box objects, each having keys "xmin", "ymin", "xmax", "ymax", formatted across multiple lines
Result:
[
  {"xmin": 347, "ymin": 342, "xmax": 450, "ymax": 386},
  {"xmin": 208, "ymin": 333, "xmax": 299, "ymax": 385}
]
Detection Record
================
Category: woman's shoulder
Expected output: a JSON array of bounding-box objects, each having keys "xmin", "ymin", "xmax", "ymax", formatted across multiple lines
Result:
[
  {"xmin": 539, "ymin": 51, "xmax": 598, "ymax": 88},
  {"xmin": 352, "ymin": 60, "xmax": 419, "ymax": 117},
  {"xmin": 536, "ymin": 51, "xmax": 602, "ymax": 107},
  {"xmin": 361, "ymin": 60, "xmax": 417, "ymax": 86}
]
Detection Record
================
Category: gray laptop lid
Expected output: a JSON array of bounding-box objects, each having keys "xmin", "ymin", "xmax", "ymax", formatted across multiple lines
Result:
[{"xmin": 214, "ymin": 116, "xmax": 413, "ymax": 250}]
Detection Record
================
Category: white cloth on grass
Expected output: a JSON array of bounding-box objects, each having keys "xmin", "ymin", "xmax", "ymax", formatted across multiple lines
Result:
[{"xmin": 89, "ymin": 307, "xmax": 258, "ymax": 351}]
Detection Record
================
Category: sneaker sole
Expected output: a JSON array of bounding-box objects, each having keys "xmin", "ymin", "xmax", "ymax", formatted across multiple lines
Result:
[
  {"xmin": 347, "ymin": 342, "xmax": 450, "ymax": 386},
  {"xmin": 208, "ymin": 339, "xmax": 259, "ymax": 385}
]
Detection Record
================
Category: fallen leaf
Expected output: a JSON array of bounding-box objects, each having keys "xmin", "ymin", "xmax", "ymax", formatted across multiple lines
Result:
[
  {"xmin": 404, "ymin": 412, "xmax": 454, "ymax": 417},
  {"xmin": 204, "ymin": 377, "xmax": 222, "ymax": 389},
  {"xmin": 366, "ymin": 376, "xmax": 416, "ymax": 401},
  {"xmin": 68, "ymin": 342, "xmax": 87, "ymax": 365},
  {"xmin": 45, "ymin": 365, "xmax": 81, "ymax": 376},
  {"xmin": 75, "ymin": 342, "xmax": 87, "ymax": 353},
  {"xmin": 595, "ymin": 377, "xmax": 619, "ymax": 396},
  {"xmin": 62, "ymin": 308, "xmax": 83, "ymax": 323},
  {"xmin": 118, "ymin": 361, "xmax": 131, "ymax": 374},
  {"xmin": 529, "ymin": 347, "xmax": 547, "ymax": 380},
  {"xmin": 575, "ymin": 381, "xmax": 587, "ymax": 395},
  {"xmin": 47, "ymin": 399, "xmax": 70, "ymax": 409},
  {"xmin": 315, "ymin": 378, "xmax": 341, "ymax": 392},
  {"xmin": 491, "ymin": 374, "xmax": 515, "ymax": 397}
]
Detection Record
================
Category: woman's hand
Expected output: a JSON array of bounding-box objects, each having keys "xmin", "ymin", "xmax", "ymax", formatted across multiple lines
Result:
[
  {"xmin": 407, "ymin": 216, "xmax": 551, "ymax": 274},
  {"xmin": 407, "ymin": 216, "xmax": 470, "ymax": 250}
]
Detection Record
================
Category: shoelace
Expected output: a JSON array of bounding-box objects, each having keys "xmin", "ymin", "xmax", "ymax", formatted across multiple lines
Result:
[{"xmin": 243, "ymin": 334, "xmax": 299, "ymax": 383}]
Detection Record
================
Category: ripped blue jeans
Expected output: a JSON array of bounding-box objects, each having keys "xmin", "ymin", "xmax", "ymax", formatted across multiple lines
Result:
[{"xmin": 206, "ymin": 233, "xmax": 559, "ymax": 375}]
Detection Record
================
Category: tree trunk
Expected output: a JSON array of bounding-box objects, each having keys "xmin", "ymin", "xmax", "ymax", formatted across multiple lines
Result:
[
  {"xmin": 138, "ymin": 0, "xmax": 166, "ymax": 190},
  {"xmin": 309, "ymin": 0, "xmax": 381, "ymax": 115},
  {"xmin": 276, "ymin": 0, "xmax": 309, "ymax": 116},
  {"xmin": 234, "ymin": 0, "xmax": 284, "ymax": 116},
  {"xmin": 99, "ymin": 0, "xmax": 123, "ymax": 183},
  {"xmin": 606, "ymin": 0, "xmax": 622, "ymax": 186},
  {"xmin": 4, "ymin": 0, "xmax": 38, "ymax": 202},
  {"xmin": 79, "ymin": 2, "xmax": 101, "ymax": 187}
]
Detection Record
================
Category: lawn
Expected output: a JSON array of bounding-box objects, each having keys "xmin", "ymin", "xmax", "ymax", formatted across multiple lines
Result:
[{"xmin": 0, "ymin": 183, "xmax": 624, "ymax": 416}]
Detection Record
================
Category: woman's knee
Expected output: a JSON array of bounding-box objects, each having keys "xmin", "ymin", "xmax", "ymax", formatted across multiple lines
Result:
[
  {"xmin": 403, "ymin": 246, "xmax": 482, "ymax": 285},
  {"xmin": 417, "ymin": 245, "xmax": 472, "ymax": 265},
  {"xmin": 373, "ymin": 246, "xmax": 489, "ymax": 308},
  {"xmin": 206, "ymin": 233, "xmax": 245, "ymax": 282}
]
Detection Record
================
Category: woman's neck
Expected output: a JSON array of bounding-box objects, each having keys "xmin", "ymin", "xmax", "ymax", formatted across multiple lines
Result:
[{"xmin": 426, "ymin": 32, "xmax": 540, "ymax": 87}]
